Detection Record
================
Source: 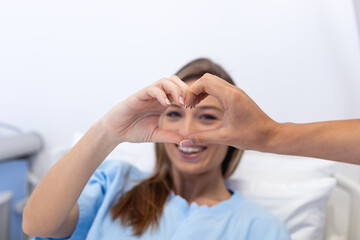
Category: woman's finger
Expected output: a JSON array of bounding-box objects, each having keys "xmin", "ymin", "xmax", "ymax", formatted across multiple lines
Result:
[
  {"xmin": 168, "ymin": 75, "xmax": 188, "ymax": 106},
  {"xmin": 141, "ymin": 86, "xmax": 171, "ymax": 107},
  {"xmin": 154, "ymin": 78, "xmax": 184, "ymax": 106}
]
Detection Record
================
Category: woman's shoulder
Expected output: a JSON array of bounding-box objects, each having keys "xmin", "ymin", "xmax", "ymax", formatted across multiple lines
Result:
[{"xmin": 82, "ymin": 160, "xmax": 150, "ymax": 203}]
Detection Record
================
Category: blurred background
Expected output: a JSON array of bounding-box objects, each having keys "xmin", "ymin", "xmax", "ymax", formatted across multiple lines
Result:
[{"xmin": 0, "ymin": 0, "xmax": 359, "ymax": 240}]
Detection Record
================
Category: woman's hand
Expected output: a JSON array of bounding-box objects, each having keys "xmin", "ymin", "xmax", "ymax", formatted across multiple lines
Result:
[{"xmin": 99, "ymin": 76, "xmax": 188, "ymax": 144}]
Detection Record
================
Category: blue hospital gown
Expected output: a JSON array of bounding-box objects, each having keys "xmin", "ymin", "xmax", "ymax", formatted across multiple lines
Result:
[{"xmin": 36, "ymin": 160, "xmax": 290, "ymax": 240}]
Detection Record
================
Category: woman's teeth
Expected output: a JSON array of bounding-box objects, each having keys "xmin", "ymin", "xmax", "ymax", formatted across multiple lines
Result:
[{"xmin": 178, "ymin": 145, "xmax": 206, "ymax": 154}]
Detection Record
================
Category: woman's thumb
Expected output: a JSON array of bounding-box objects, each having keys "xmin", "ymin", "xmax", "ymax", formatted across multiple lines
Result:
[
  {"xmin": 180, "ymin": 129, "xmax": 223, "ymax": 147},
  {"xmin": 151, "ymin": 129, "xmax": 184, "ymax": 144}
]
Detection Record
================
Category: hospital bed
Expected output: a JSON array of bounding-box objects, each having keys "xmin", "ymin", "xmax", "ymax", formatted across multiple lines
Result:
[
  {"xmin": 42, "ymin": 137, "xmax": 360, "ymax": 240},
  {"xmin": 1, "ymin": 133, "xmax": 359, "ymax": 240},
  {"xmin": 324, "ymin": 173, "xmax": 360, "ymax": 240}
]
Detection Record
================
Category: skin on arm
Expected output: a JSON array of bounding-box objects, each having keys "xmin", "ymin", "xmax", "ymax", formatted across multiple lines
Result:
[
  {"xmin": 22, "ymin": 123, "xmax": 118, "ymax": 238},
  {"xmin": 22, "ymin": 77, "xmax": 187, "ymax": 238},
  {"xmin": 269, "ymin": 120, "xmax": 360, "ymax": 165},
  {"xmin": 183, "ymin": 73, "xmax": 360, "ymax": 165}
]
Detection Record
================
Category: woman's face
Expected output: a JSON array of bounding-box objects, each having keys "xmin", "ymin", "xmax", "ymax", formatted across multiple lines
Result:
[{"xmin": 162, "ymin": 80, "xmax": 229, "ymax": 176}]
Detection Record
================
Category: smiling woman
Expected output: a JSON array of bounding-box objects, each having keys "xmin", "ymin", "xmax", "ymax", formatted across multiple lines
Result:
[
  {"xmin": 23, "ymin": 58, "xmax": 290, "ymax": 240},
  {"xmin": 111, "ymin": 59, "xmax": 245, "ymax": 235}
]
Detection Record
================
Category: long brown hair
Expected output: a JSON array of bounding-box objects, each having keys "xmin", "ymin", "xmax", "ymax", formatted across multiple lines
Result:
[{"xmin": 111, "ymin": 58, "xmax": 244, "ymax": 235}]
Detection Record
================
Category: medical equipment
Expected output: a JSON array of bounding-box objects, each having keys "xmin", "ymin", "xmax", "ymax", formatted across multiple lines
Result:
[
  {"xmin": 0, "ymin": 130, "xmax": 43, "ymax": 240},
  {"xmin": 0, "ymin": 133, "xmax": 43, "ymax": 162},
  {"xmin": 0, "ymin": 191, "xmax": 13, "ymax": 240},
  {"xmin": 0, "ymin": 159, "xmax": 29, "ymax": 240}
]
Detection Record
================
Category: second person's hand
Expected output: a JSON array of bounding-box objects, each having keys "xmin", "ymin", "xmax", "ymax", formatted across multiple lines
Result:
[{"xmin": 183, "ymin": 73, "xmax": 279, "ymax": 151}]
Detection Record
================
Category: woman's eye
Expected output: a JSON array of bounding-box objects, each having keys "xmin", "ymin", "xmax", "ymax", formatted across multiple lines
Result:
[
  {"xmin": 200, "ymin": 114, "xmax": 217, "ymax": 121},
  {"xmin": 166, "ymin": 111, "xmax": 181, "ymax": 118}
]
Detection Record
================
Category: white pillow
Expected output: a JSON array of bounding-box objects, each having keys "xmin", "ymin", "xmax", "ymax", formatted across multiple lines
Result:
[
  {"xmin": 72, "ymin": 132, "xmax": 156, "ymax": 171},
  {"xmin": 228, "ymin": 151, "xmax": 336, "ymax": 240},
  {"xmin": 234, "ymin": 150, "xmax": 335, "ymax": 182},
  {"xmin": 227, "ymin": 177, "xmax": 335, "ymax": 240},
  {"xmin": 71, "ymin": 133, "xmax": 336, "ymax": 240}
]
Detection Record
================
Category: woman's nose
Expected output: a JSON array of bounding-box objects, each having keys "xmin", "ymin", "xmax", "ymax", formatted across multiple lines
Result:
[{"xmin": 178, "ymin": 118, "xmax": 197, "ymax": 137}]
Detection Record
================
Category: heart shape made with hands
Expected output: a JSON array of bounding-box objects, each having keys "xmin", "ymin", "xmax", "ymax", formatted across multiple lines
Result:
[{"xmin": 103, "ymin": 73, "xmax": 271, "ymax": 151}]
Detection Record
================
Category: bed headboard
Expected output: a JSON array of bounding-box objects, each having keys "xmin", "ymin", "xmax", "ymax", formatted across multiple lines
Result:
[{"xmin": 324, "ymin": 173, "xmax": 360, "ymax": 240}]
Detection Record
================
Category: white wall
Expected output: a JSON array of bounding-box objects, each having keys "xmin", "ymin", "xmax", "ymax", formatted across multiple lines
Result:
[{"xmin": 0, "ymin": 0, "xmax": 359, "ymax": 179}]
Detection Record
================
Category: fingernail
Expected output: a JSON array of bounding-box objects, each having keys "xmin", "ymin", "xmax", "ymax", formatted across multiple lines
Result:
[
  {"xmin": 165, "ymin": 98, "xmax": 171, "ymax": 105},
  {"xmin": 179, "ymin": 96, "xmax": 184, "ymax": 106},
  {"xmin": 180, "ymin": 139, "xmax": 194, "ymax": 147}
]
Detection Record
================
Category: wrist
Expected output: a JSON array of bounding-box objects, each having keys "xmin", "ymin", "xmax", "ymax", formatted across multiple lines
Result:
[
  {"xmin": 92, "ymin": 121, "xmax": 121, "ymax": 151},
  {"xmin": 263, "ymin": 122, "xmax": 295, "ymax": 154}
]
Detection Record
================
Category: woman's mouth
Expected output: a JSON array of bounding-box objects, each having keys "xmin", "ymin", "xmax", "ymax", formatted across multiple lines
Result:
[{"xmin": 175, "ymin": 144, "xmax": 207, "ymax": 160}]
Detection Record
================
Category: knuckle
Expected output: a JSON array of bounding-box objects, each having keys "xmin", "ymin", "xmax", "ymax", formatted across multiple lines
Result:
[
  {"xmin": 169, "ymin": 75, "xmax": 179, "ymax": 81},
  {"xmin": 198, "ymin": 75, "xmax": 207, "ymax": 84},
  {"xmin": 193, "ymin": 135, "xmax": 206, "ymax": 144},
  {"xmin": 229, "ymin": 88, "xmax": 242, "ymax": 101},
  {"xmin": 202, "ymin": 73, "xmax": 214, "ymax": 82},
  {"xmin": 203, "ymin": 73, "xmax": 212, "ymax": 79},
  {"xmin": 145, "ymin": 86, "xmax": 154, "ymax": 93},
  {"xmin": 155, "ymin": 78, "xmax": 168, "ymax": 85}
]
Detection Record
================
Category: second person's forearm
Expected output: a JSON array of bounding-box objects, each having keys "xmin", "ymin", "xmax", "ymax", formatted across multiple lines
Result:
[{"xmin": 267, "ymin": 120, "xmax": 360, "ymax": 164}]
